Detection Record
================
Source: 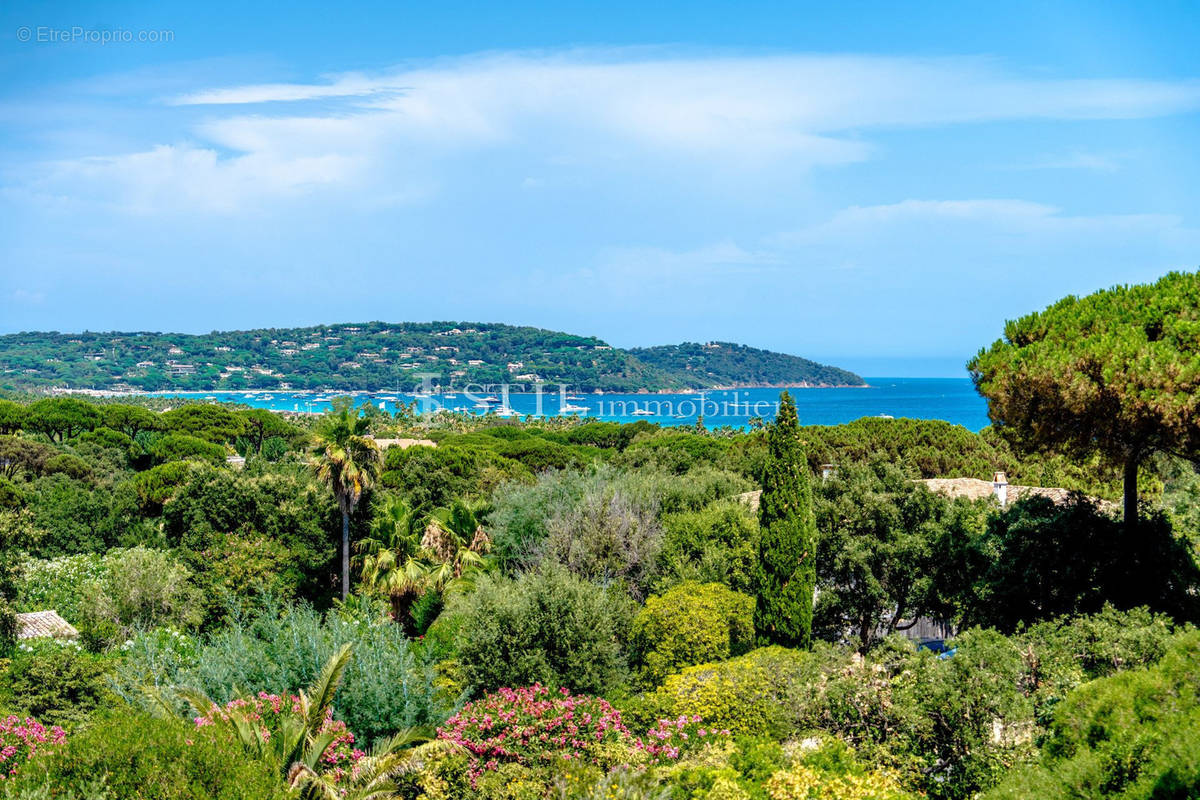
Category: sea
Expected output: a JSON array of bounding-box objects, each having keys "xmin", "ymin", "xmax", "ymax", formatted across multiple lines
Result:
[{"xmin": 149, "ymin": 377, "xmax": 990, "ymax": 432}]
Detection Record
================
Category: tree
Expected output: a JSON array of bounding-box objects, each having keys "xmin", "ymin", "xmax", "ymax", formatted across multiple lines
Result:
[
  {"xmin": 0, "ymin": 399, "xmax": 25, "ymax": 435},
  {"xmin": 423, "ymin": 498, "xmax": 492, "ymax": 593},
  {"xmin": 310, "ymin": 398, "xmax": 382, "ymax": 600},
  {"xmin": 969, "ymin": 271, "xmax": 1200, "ymax": 531},
  {"xmin": 100, "ymin": 404, "xmax": 163, "ymax": 439},
  {"xmin": 813, "ymin": 461, "xmax": 984, "ymax": 651},
  {"xmin": 161, "ymin": 404, "xmax": 245, "ymax": 444},
  {"xmin": 356, "ymin": 495, "xmax": 429, "ymax": 632},
  {"xmin": 25, "ymin": 397, "xmax": 100, "ymax": 443},
  {"xmin": 753, "ymin": 391, "xmax": 817, "ymax": 648},
  {"xmin": 239, "ymin": 408, "xmax": 296, "ymax": 454}
]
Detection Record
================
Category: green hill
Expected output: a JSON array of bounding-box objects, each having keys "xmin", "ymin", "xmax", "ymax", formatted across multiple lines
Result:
[
  {"xmin": 630, "ymin": 341, "xmax": 865, "ymax": 388},
  {"xmin": 0, "ymin": 322, "xmax": 864, "ymax": 393}
]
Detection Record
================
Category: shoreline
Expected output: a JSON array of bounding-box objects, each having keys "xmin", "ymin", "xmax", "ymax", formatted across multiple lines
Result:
[{"xmin": 47, "ymin": 382, "xmax": 871, "ymax": 399}]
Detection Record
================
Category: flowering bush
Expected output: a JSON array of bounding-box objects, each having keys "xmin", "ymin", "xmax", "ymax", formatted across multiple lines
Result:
[
  {"xmin": 15, "ymin": 552, "xmax": 106, "ymax": 623},
  {"xmin": 194, "ymin": 692, "xmax": 363, "ymax": 780},
  {"xmin": 0, "ymin": 715, "xmax": 66, "ymax": 779},
  {"xmin": 437, "ymin": 684, "xmax": 729, "ymax": 786},
  {"xmin": 634, "ymin": 715, "xmax": 730, "ymax": 762}
]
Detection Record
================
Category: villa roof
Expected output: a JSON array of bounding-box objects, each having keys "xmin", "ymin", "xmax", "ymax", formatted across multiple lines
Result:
[{"xmin": 16, "ymin": 610, "xmax": 79, "ymax": 640}]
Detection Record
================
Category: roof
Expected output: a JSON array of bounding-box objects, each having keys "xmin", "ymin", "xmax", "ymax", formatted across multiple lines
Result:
[
  {"xmin": 369, "ymin": 438, "xmax": 437, "ymax": 450},
  {"xmin": 16, "ymin": 610, "xmax": 79, "ymax": 640},
  {"xmin": 920, "ymin": 477, "xmax": 1117, "ymax": 511}
]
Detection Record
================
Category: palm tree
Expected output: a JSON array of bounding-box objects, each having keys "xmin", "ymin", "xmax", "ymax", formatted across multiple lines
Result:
[
  {"xmin": 356, "ymin": 495, "xmax": 429, "ymax": 633},
  {"xmin": 423, "ymin": 499, "xmax": 493, "ymax": 594},
  {"xmin": 172, "ymin": 644, "xmax": 355, "ymax": 778},
  {"xmin": 157, "ymin": 644, "xmax": 458, "ymax": 800},
  {"xmin": 310, "ymin": 398, "xmax": 382, "ymax": 600},
  {"xmin": 287, "ymin": 726, "xmax": 456, "ymax": 800}
]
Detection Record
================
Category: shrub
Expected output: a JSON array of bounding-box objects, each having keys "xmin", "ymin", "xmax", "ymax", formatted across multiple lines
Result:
[
  {"xmin": 0, "ymin": 714, "xmax": 65, "ymax": 781},
  {"xmin": 111, "ymin": 600, "xmax": 450, "ymax": 746},
  {"xmin": 2, "ymin": 710, "xmax": 287, "ymax": 799},
  {"xmin": 657, "ymin": 501, "xmax": 759, "ymax": 594},
  {"xmin": 76, "ymin": 547, "xmax": 204, "ymax": 650},
  {"xmin": 14, "ymin": 553, "xmax": 106, "ymax": 624},
  {"xmin": 41, "ymin": 455, "xmax": 90, "ymax": 481},
  {"xmin": 653, "ymin": 647, "xmax": 810, "ymax": 738},
  {"xmin": 631, "ymin": 582, "xmax": 754, "ymax": 687},
  {"xmin": 437, "ymin": 685, "xmax": 635, "ymax": 785},
  {"xmin": 448, "ymin": 566, "xmax": 633, "ymax": 697},
  {"xmin": 984, "ymin": 631, "xmax": 1200, "ymax": 800},
  {"xmin": 0, "ymin": 478, "xmax": 22, "ymax": 511},
  {"xmin": 765, "ymin": 751, "xmax": 917, "ymax": 800},
  {"xmin": 1, "ymin": 641, "xmax": 114, "ymax": 728},
  {"xmin": 544, "ymin": 485, "xmax": 663, "ymax": 598}
]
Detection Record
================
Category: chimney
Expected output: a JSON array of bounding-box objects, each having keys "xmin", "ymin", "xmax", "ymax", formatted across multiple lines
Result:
[{"xmin": 992, "ymin": 471, "xmax": 1008, "ymax": 506}]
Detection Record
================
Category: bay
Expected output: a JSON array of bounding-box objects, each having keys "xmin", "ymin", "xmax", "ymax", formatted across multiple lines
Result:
[{"xmin": 149, "ymin": 377, "xmax": 990, "ymax": 431}]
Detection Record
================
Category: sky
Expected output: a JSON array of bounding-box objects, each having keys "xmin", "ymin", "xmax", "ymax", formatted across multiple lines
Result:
[{"xmin": 1, "ymin": 1, "xmax": 1198, "ymax": 377}]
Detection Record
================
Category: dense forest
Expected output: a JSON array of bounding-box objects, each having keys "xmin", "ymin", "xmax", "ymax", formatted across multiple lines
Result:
[{"xmin": 0, "ymin": 323, "xmax": 865, "ymax": 393}]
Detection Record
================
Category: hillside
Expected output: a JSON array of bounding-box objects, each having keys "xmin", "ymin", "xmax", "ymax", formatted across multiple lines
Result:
[
  {"xmin": 0, "ymin": 322, "xmax": 864, "ymax": 393},
  {"xmin": 631, "ymin": 341, "xmax": 865, "ymax": 388}
]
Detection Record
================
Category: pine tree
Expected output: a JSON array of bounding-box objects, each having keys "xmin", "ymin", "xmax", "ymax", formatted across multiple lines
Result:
[{"xmin": 753, "ymin": 391, "xmax": 816, "ymax": 648}]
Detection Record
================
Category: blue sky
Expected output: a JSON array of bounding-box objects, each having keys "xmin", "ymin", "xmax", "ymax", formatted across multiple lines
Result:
[{"xmin": 2, "ymin": 1, "xmax": 1198, "ymax": 376}]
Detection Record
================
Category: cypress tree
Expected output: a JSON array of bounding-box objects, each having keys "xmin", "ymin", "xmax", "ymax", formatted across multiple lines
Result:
[{"xmin": 753, "ymin": 391, "xmax": 816, "ymax": 648}]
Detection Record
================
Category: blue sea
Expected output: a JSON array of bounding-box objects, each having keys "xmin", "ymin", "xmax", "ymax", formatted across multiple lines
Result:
[{"xmin": 150, "ymin": 377, "xmax": 990, "ymax": 431}]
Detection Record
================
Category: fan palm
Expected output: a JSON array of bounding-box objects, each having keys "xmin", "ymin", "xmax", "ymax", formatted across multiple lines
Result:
[
  {"xmin": 286, "ymin": 727, "xmax": 458, "ymax": 800},
  {"xmin": 310, "ymin": 398, "xmax": 382, "ymax": 600},
  {"xmin": 423, "ymin": 499, "xmax": 493, "ymax": 594},
  {"xmin": 356, "ymin": 495, "xmax": 429, "ymax": 632},
  {"xmin": 171, "ymin": 643, "xmax": 355, "ymax": 777}
]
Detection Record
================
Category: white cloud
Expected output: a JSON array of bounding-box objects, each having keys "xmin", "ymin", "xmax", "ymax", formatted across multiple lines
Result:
[{"xmin": 19, "ymin": 50, "xmax": 1200, "ymax": 214}]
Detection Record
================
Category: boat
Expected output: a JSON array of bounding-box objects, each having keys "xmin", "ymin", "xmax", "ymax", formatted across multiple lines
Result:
[
  {"xmin": 631, "ymin": 409, "xmax": 655, "ymax": 416},
  {"xmin": 473, "ymin": 402, "xmax": 492, "ymax": 411},
  {"xmin": 877, "ymin": 414, "xmax": 895, "ymax": 419},
  {"xmin": 443, "ymin": 393, "xmax": 458, "ymax": 399},
  {"xmin": 560, "ymin": 404, "xmax": 588, "ymax": 413},
  {"xmin": 496, "ymin": 406, "xmax": 520, "ymax": 418},
  {"xmin": 480, "ymin": 395, "xmax": 500, "ymax": 403},
  {"xmin": 567, "ymin": 395, "xmax": 585, "ymax": 401}
]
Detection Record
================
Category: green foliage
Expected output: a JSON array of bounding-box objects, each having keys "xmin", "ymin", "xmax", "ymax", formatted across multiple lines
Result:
[
  {"xmin": 161, "ymin": 404, "xmax": 246, "ymax": 444},
  {"xmin": 0, "ymin": 436, "xmax": 56, "ymax": 479},
  {"xmin": 113, "ymin": 599, "xmax": 451, "ymax": 746},
  {"xmin": 653, "ymin": 647, "xmax": 812, "ymax": 737},
  {"xmin": 0, "ymin": 476, "xmax": 23, "ymax": 510},
  {"xmin": 813, "ymin": 461, "xmax": 986, "ymax": 650},
  {"xmin": 0, "ymin": 399, "xmax": 26, "ymax": 435},
  {"xmin": 631, "ymin": 582, "xmax": 755, "ymax": 687},
  {"xmin": 447, "ymin": 565, "xmax": 633, "ymax": 697},
  {"xmin": 754, "ymin": 393, "xmax": 816, "ymax": 649},
  {"xmin": 2, "ymin": 710, "xmax": 289, "ymax": 800},
  {"xmin": 150, "ymin": 433, "xmax": 228, "ymax": 465},
  {"xmin": 76, "ymin": 547, "xmax": 204, "ymax": 650},
  {"xmin": 0, "ymin": 323, "xmax": 857, "ymax": 393},
  {"xmin": 985, "ymin": 631, "xmax": 1200, "ymax": 800},
  {"xmin": 970, "ymin": 270, "xmax": 1200, "ymax": 523},
  {"xmin": 14, "ymin": 552, "xmax": 107, "ymax": 622},
  {"xmin": 0, "ymin": 641, "xmax": 115, "ymax": 727},
  {"xmin": 100, "ymin": 403, "xmax": 163, "ymax": 439},
  {"xmin": 130, "ymin": 461, "xmax": 195, "ymax": 510},
  {"xmin": 42, "ymin": 453, "xmax": 91, "ymax": 480},
  {"xmin": 952, "ymin": 497, "xmax": 1200, "ymax": 631},
  {"xmin": 23, "ymin": 398, "xmax": 100, "ymax": 443},
  {"xmin": 629, "ymin": 341, "xmax": 864, "ymax": 389},
  {"xmin": 657, "ymin": 500, "xmax": 759, "ymax": 594}
]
